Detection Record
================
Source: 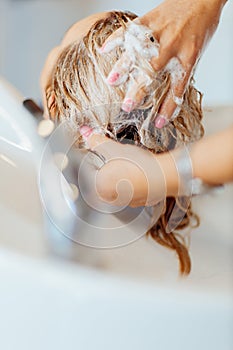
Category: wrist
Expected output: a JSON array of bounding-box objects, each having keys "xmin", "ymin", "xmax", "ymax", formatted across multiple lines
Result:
[{"xmin": 156, "ymin": 151, "xmax": 179, "ymax": 197}]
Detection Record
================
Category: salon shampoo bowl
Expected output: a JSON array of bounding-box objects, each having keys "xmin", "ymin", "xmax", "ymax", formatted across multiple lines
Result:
[{"xmin": 0, "ymin": 77, "xmax": 233, "ymax": 350}]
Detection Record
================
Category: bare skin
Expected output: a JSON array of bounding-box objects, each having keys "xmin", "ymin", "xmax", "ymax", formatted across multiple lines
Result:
[
  {"xmin": 40, "ymin": 3, "xmax": 232, "ymax": 208},
  {"xmin": 40, "ymin": 12, "xmax": 109, "ymax": 119},
  {"xmin": 80, "ymin": 125, "xmax": 233, "ymax": 207},
  {"xmin": 100, "ymin": 0, "xmax": 227, "ymax": 128},
  {"xmin": 41, "ymin": 1, "xmax": 227, "ymax": 122}
]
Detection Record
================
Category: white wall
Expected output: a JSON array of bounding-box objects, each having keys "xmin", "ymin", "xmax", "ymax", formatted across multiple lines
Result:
[
  {"xmin": 195, "ymin": 2, "xmax": 233, "ymax": 106},
  {"xmin": 0, "ymin": 0, "xmax": 232, "ymax": 106}
]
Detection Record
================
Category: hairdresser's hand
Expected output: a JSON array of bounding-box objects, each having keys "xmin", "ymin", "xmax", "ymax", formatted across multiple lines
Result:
[
  {"xmin": 100, "ymin": 0, "xmax": 226, "ymax": 128},
  {"xmin": 80, "ymin": 126, "xmax": 178, "ymax": 207}
]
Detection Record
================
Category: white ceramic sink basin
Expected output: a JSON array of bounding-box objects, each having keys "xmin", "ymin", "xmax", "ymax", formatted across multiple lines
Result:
[
  {"xmin": 0, "ymin": 78, "xmax": 232, "ymax": 350},
  {"xmin": 0, "ymin": 79, "xmax": 46, "ymax": 256}
]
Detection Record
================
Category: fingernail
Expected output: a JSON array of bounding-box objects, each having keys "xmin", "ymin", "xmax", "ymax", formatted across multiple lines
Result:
[
  {"xmin": 107, "ymin": 71, "xmax": 120, "ymax": 85},
  {"xmin": 80, "ymin": 125, "xmax": 93, "ymax": 139},
  {"xmin": 99, "ymin": 37, "xmax": 122, "ymax": 54},
  {"xmin": 122, "ymin": 98, "xmax": 135, "ymax": 113},
  {"xmin": 155, "ymin": 115, "xmax": 168, "ymax": 129},
  {"xmin": 99, "ymin": 41, "xmax": 111, "ymax": 53}
]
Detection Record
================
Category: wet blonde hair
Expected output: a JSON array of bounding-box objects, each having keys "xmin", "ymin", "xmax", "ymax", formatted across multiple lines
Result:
[{"xmin": 47, "ymin": 11, "xmax": 204, "ymax": 275}]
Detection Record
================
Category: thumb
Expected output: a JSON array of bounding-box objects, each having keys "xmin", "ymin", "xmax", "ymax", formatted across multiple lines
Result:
[
  {"xmin": 80, "ymin": 126, "xmax": 119, "ymax": 160},
  {"xmin": 80, "ymin": 126, "xmax": 108, "ymax": 148},
  {"xmin": 99, "ymin": 27, "xmax": 124, "ymax": 54}
]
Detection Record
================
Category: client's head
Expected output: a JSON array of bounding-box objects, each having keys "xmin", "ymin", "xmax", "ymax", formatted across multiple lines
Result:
[{"xmin": 44, "ymin": 10, "xmax": 204, "ymax": 275}]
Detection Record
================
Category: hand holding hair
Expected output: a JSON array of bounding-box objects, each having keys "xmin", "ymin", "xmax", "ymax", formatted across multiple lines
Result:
[
  {"xmin": 40, "ymin": 9, "xmax": 230, "ymax": 275},
  {"xmin": 100, "ymin": 0, "xmax": 227, "ymax": 128},
  {"xmin": 80, "ymin": 125, "xmax": 233, "ymax": 207},
  {"xmin": 80, "ymin": 126, "xmax": 169, "ymax": 208}
]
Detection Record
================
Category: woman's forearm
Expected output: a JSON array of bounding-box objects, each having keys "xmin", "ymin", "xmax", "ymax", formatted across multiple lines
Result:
[
  {"xmin": 191, "ymin": 126, "xmax": 233, "ymax": 185},
  {"xmin": 159, "ymin": 126, "xmax": 233, "ymax": 196}
]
